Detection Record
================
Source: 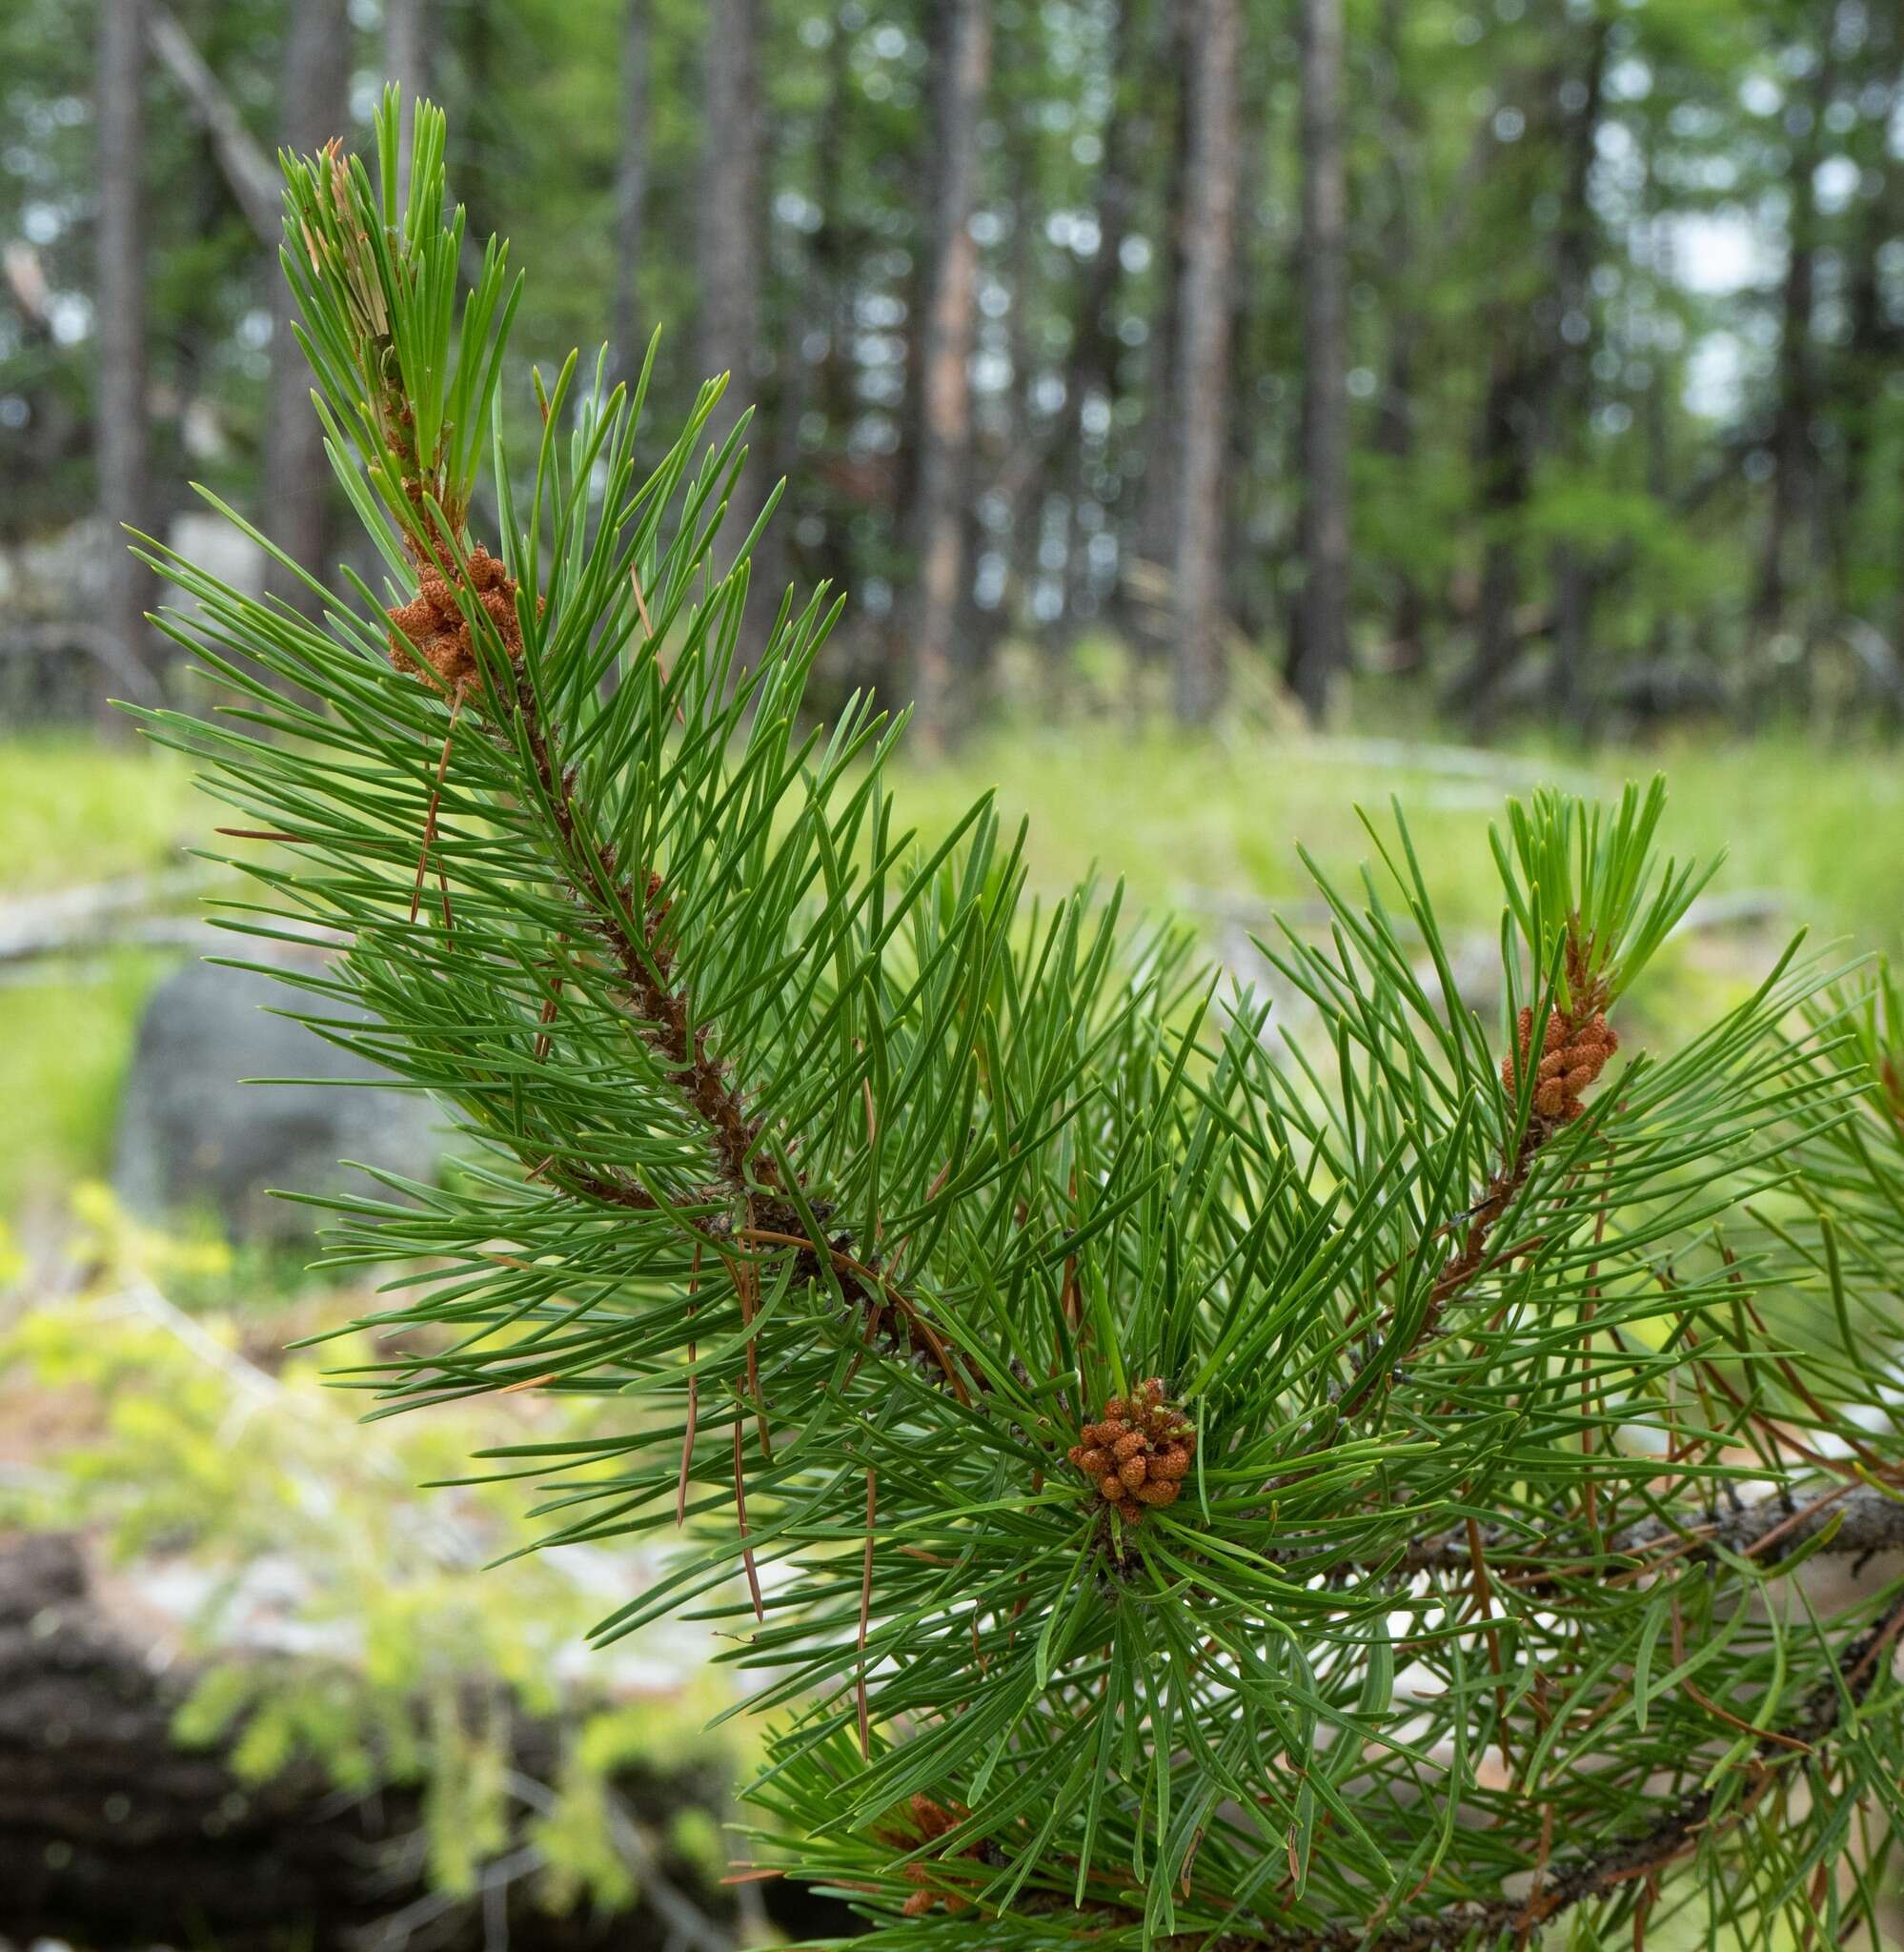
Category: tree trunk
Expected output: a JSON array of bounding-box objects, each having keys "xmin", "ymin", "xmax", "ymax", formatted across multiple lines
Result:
[
  {"xmin": 1063, "ymin": 0, "xmax": 1142, "ymax": 627},
  {"xmin": 699, "ymin": 0, "xmax": 763, "ymax": 412},
  {"xmin": 1170, "ymin": 0, "xmax": 1240, "ymax": 724},
  {"xmin": 908, "ymin": 0, "xmax": 991, "ymax": 746},
  {"xmin": 808, "ymin": 8, "xmax": 860, "ymax": 599},
  {"xmin": 1286, "ymin": 0, "xmax": 1350, "ymax": 722},
  {"xmin": 1752, "ymin": 38, "xmax": 1832, "ymax": 654},
  {"xmin": 1830, "ymin": 26, "xmax": 1899, "ymax": 621},
  {"xmin": 1544, "ymin": 22, "xmax": 1608, "ymax": 721},
  {"xmin": 385, "ymin": 0, "xmax": 432, "ymax": 199},
  {"xmin": 1456, "ymin": 329, "xmax": 1532, "ymax": 729},
  {"xmin": 1373, "ymin": 0, "xmax": 1426, "ymax": 677},
  {"xmin": 263, "ymin": 0, "xmax": 351, "ymax": 621},
  {"xmin": 96, "ymin": 0, "xmax": 154, "ymax": 705},
  {"xmin": 699, "ymin": 0, "xmax": 767, "ymax": 602},
  {"xmin": 612, "ymin": 0, "xmax": 649, "ymax": 382},
  {"xmin": 1134, "ymin": 2, "xmax": 1191, "ymax": 587},
  {"xmin": 146, "ymin": 6, "xmax": 280, "ymax": 237}
]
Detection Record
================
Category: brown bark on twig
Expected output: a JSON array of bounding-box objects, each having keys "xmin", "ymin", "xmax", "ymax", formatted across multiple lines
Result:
[{"xmin": 1398, "ymin": 1477, "xmax": 1904, "ymax": 1582}]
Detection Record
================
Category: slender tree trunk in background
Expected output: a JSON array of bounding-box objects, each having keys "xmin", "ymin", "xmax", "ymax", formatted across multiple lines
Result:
[
  {"xmin": 1374, "ymin": 0, "xmax": 1426, "ymax": 678},
  {"xmin": 1170, "ymin": 0, "xmax": 1239, "ymax": 725},
  {"xmin": 908, "ymin": 0, "xmax": 990, "ymax": 745},
  {"xmin": 1639, "ymin": 201, "xmax": 1676, "ymax": 672},
  {"xmin": 764, "ymin": 4, "xmax": 849, "ymax": 613},
  {"xmin": 385, "ymin": 0, "xmax": 431, "ymax": 196},
  {"xmin": 263, "ymin": 0, "xmax": 350, "ymax": 621},
  {"xmin": 145, "ymin": 8, "xmax": 279, "ymax": 234},
  {"xmin": 700, "ymin": 0, "xmax": 765, "ymax": 575},
  {"xmin": 1223, "ymin": 73, "xmax": 1271, "ymax": 653},
  {"xmin": 612, "ymin": 0, "xmax": 649, "ymax": 382},
  {"xmin": 1376, "ymin": 343, "xmax": 1426, "ymax": 672},
  {"xmin": 1456, "ymin": 312, "xmax": 1533, "ymax": 730},
  {"xmin": 455, "ymin": 0, "xmax": 500, "ymax": 240},
  {"xmin": 97, "ymin": 0, "xmax": 153, "ymax": 703},
  {"xmin": 1832, "ymin": 31, "xmax": 1898, "ymax": 623},
  {"xmin": 1062, "ymin": 0, "xmax": 1140, "ymax": 626},
  {"xmin": 1135, "ymin": 4, "xmax": 1190, "ymax": 586},
  {"xmin": 1448, "ymin": 63, "xmax": 1544, "ymax": 730},
  {"xmin": 995, "ymin": 95, "xmax": 1041, "ymax": 648},
  {"xmin": 1752, "ymin": 37, "xmax": 1830, "ymax": 657},
  {"xmin": 1544, "ymin": 21, "xmax": 1608, "ymax": 720},
  {"xmin": 1287, "ymin": 0, "xmax": 1349, "ymax": 722},
  {"xmin": 810, "ymin": 8, "xmax": 859, "ymax": 598}
]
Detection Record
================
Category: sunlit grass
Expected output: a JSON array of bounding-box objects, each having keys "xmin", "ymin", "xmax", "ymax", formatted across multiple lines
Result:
[
  {"xmin": 0, "ymin": 949, "xmax": 169, "ymax": 1218},
  {"xmin": 0, "ymin": 732, "xmax": 199, "ymax": 895},
  {"xmin": 1, "ymin": 719, "xmax": 1897, "ymax": 1219},
  {"xmin": 897, "ymin": 722, "xmax": 1904, "ymax": 956}
]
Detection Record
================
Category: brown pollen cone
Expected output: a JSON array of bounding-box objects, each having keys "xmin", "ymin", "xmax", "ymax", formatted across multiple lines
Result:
[
  {"xmin": 387, "ymin": 544, "xmax": 524, "ymax": 693},
  {"xmin": 886, "ymin": 1794, "xmax": 985, "ymax": 1919},
  {"xmin": 1064, "ymin": 1376, "xmax": 1196, "ymax": 1526},
  {"xmin": 1501, "ymin": 1004, "xmax": 1619, "ymax": 1126}
]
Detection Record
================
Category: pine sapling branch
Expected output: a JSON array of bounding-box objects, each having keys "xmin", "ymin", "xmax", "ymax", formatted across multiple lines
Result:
[{"xmin": 135, "ymin": 98, "xmax": 1904, "ymax": 1952}]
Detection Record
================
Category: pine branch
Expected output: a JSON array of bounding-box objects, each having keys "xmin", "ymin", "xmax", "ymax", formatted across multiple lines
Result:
[
  {"xmin": 1398, "ymin": 1476, "xmax": 1904, "ymax": 1581},
  {"xmin": 136, "ymin": 102, "xmax": 1904, "ymax": 1952}
]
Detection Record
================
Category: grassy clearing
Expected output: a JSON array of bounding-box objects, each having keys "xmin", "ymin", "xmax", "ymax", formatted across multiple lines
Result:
[
  {"xmin": 0, "ymin": 950, "xmax": 170, "ymax": 1219},
  {"xmin": 0, "ymin": 723, "xmax": 1895, "ymax": 1218},
  {"xmin": 0, "ymin": 734, "xmax": 199, "ymax": 895},
  {"xmin": 897, "ymin": 724, "xmax": 1904, "ymax": 956}
]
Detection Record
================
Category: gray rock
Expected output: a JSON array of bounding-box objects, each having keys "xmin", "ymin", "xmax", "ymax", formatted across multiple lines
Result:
[{"xmin": 114, "ymin": 955, "xmax": 447, "ymax": 1243}]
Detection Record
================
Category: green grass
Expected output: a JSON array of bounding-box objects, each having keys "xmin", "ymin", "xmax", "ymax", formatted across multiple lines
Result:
[
  {"xmin": 1, "ymin": 722, "xmax": 1897, "ymax": 1221},
  {"xmin": 896, "ymin": 724, "xmax": 1904, "ymax": 956},
  {"xmin": 0, "ymin": 736, "xmax": 204, "ymax": 1214},
  {"xmin": 0, "ymin": 733, "xmax": 199, "ymax": 895},
  {"xmin": 0, "ymin": 950, "xmax": 170, "ymax": 1218}
]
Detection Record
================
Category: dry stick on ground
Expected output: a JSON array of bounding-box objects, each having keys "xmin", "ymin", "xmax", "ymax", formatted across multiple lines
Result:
[{"xmin": 0, "ymin": 1533, "xmax": 837, "ymax": 1952}]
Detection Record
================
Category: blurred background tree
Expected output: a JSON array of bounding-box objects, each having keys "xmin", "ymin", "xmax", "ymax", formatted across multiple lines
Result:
[{"xmin": 7, "ymin": 0, "xmax": 1904, "ymax": 742}]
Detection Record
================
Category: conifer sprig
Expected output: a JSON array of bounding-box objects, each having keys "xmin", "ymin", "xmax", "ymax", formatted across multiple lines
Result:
[{"xmin": 131, "ymin": 101, "xmax": 1904, "ymax": 1952}]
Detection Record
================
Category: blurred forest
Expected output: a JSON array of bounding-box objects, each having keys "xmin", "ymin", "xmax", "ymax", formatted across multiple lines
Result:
[{"xmin": 5, "ymin": 0, "xmax": 1904, "ymax": 742}]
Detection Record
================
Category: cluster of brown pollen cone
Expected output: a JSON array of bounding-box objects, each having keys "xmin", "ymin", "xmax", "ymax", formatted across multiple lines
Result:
[
  {"xmin": 869, "ymin": 1794, "xmax": 986, "ymax": 1919},
  {"xmin": 1502, "ymin": 1003, "xmax": 1618, "ymax": 1126},
  {"xmin": 1065, "ymin": 1377, "xmax": 1195, "ymax": 1521},
  {"xmin": 387, "ymin": 543, "xmax": 524, "ymax": 693}
]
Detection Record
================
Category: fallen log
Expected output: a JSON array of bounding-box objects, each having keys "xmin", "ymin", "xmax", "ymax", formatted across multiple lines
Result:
[{"xmin": 0, "ymin": 1531, "xmax": 849, "ymax": 1952}]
